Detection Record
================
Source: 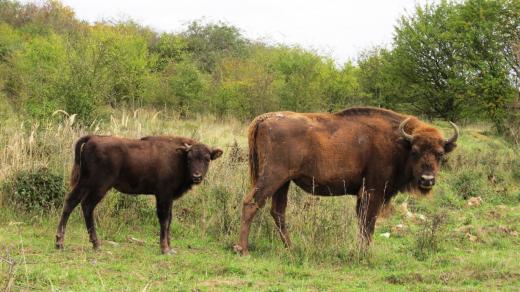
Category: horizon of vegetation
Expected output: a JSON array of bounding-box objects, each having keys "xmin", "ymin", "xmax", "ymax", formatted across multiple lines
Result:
[{"xmin": 0, "ymin": 0, "xmax": 518, "ymax": 137}]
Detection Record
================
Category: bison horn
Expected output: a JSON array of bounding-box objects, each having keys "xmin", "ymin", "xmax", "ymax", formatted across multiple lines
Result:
[
  {"xmin": 184, "ymin": 143, "xmax": 192, "ymax": 151},
  {"xmin": 399, "ymin": 117, "xmax": 414, "ymax": 142},
  {"xmin": 445, "ymin": 122, "xmax": 459, "ymax": 144}
]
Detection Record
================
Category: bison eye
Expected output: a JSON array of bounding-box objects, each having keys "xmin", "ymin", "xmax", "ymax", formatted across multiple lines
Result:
[{"xmin": 411, "ymin": 150, "xmax": 420, "ymax": 159}]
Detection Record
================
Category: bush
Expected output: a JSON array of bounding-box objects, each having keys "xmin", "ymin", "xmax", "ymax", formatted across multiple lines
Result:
[
  {"xmin": 413, "ymin": 213, "xmax": 446, "ymax": 260},
  {"xmin": 2, "ymin": 167, "xmax": 66, "ymax": 212},
  {"xmin": 451, "ymin": 169, "xmax": 488, "ymax": 200}
]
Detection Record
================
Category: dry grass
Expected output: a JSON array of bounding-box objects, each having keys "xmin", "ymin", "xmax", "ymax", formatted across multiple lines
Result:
[{"xmin": 0, "ymin": 109, "xmax": 361, "ymax": 261}]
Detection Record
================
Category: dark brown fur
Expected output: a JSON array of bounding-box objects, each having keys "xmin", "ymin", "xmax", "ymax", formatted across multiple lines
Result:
[
  {"xmin": 235, "ymin": 107, "xmax": 458, "ymax": 255},
  {"xmin": 55, "ymin": 135, "xmax": 222, "ymax": 254}
]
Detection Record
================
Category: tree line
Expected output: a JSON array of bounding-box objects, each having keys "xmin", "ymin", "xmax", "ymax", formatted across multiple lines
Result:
[{"xmin": 0, "ymin": 0, "xmax": 518, "ymax": 133}]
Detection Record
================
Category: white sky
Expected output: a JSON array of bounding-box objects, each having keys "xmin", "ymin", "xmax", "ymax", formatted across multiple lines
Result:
[{"xmin": 51, "ymin": 0, "xmax": 434, "ymax": 64}]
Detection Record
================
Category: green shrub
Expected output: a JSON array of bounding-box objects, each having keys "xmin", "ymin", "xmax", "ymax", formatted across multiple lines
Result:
[
  {"xmin": 2, "ymin": 167, "xmax": 66, "ymax": 213},
  {"xmin": 451, "ymin": 169, "xmax": 488, "ymax": 200},
  {"xmin": 9, "ymin": 33, "xmax": 70, "ymax": 119},
  {"xmin": 434, "ymin": 185, "xmax": 464, "ymax": 209}
]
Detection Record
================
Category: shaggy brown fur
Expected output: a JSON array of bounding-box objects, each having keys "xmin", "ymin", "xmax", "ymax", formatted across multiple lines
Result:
[
  {"xmin": 55, "ymin": 135, "xmax": 223, "ymax": 254},
  {"xmin": 235, "ymin": 107, "xmax": 458, "ymax": 255}
]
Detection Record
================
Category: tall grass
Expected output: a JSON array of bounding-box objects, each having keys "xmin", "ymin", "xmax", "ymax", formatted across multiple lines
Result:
[{"xmin": 0, "ymin": 109, "xmax": 519, "ymax": 265}]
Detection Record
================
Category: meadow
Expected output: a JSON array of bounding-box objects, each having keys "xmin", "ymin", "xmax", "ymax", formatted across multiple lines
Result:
[{"xmin": 0, "ymin": 109, "xmax": 519, "ymax": 290}]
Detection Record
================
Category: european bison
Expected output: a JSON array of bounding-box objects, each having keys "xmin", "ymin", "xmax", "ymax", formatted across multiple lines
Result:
[
  {"xmin": 55, "ymin": 135, "xmax": 223, "ymax": 254},
  {"xmin": 234, "ymin": 107, "xmax": 458, "ymax": 255}
]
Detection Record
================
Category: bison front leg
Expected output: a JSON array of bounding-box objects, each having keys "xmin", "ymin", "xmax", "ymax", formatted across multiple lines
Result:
[
  {"xmin": 356, "ymin": 189, "xmax": 384, "ymax": 248},
  {"xmin": 167, "ymin": 207, "xmax": 173, "ymax": 248},
  {"xmin": 156, "ymin": 196, "xmax": 174, "ymax": 255}
]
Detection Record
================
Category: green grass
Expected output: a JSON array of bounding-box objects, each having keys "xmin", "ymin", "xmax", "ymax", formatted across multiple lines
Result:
[
  {"xmin": 1, "ymin": 110, "xmax": 519, "ymax": 290},
  {"xmin": 1, "ymin": 202, "xmax": 519, "ymax": 290}
]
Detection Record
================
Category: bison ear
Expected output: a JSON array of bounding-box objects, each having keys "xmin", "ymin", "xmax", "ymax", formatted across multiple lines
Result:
[
  {"xmin": 210, "ymin": 148, "xmax": 223, "ymax": 160},
  {"xmin": 444, "ymin": 141, "xmax": 457, "ymax": 153},
  {"xmin": 177, "ymin": 143, "xmax": 192, "ymax": 153}
]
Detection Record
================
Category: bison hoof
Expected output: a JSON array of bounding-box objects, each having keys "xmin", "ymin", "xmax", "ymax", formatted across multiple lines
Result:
[
  {"xmin": 55, "ymin": 242, "xmax": 64, "ymax": 250},
  {"xmin": 161, "ymin": 248, "xmax": 177, "ymax": 255},
  {"xmin": 92, "ymin": 241, "xmax": 100, "ymax": 250}
]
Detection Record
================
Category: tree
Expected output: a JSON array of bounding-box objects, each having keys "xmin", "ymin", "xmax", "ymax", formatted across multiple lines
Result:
[
  {"xmin": 151, "ymin": 33, "xmax": 189, "ymax": 71},
  {"xmin": 0, "ymin": 0, "xmax": 81, "ymax": 34},
  {"xmin": 390, "ymin": 0, "xmax": 519, "ymax": 127},
  {"xmin": 392, "ymin": 1, "xmax": 470, "ymax": 120},
  {"xmin": 182, "ymin": 21, "xmax": 249, "ymax": 73},
  {"xmin": 210, "ymin": 47, "xmax": 281, "ymax": 118},
  {"xmin": 357, "ymin": 47, "xmax": 404, "ymax": 109}
]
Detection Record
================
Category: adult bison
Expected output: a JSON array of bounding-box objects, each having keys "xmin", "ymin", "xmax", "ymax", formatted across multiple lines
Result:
[
  {"xmin": 55, "ymin": 135, "xmax": 223, "ymax": 254},
  {"xmin": 234, "ymin": 107, "xmax": 458, "ymax": 255}
]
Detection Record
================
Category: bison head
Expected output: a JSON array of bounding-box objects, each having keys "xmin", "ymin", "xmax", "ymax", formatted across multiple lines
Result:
[
  {"xmin": 177, "ymin": 143, "xmax": 223, "ymax": 184},
  {"xmin": 399, "ymin": 118, "xmax": 458, "ymax": 194}
]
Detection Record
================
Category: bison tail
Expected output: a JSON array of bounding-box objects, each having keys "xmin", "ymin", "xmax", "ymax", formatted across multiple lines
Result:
[
  {"xmin": 70, "ymin": 135, "xmax": 91, "ymax": 187},
  {"xmin": 247, "ymin": 118, "xmax": 262, "ymax": 186},
  {"xmin": 248, "ymin": 114, "xmax": 274, "ymax": 186},
  {"xmin": 70, "ymin": 164, "xmax": 80, "ymax": 188}
]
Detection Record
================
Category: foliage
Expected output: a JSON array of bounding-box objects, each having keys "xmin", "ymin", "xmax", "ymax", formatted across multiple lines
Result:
[
  {"xmin": 357, "ymin": 47, "xmax": 403, "ymax": 109},
  {"xmin": 182, "ymin": 20, "xmax": 249, "ymax": 73},
  {"xmin": 6, "ymin": 32, "xmax": 69, "ymax": 118},
  {"xmin": 2, "ymin": 167, "xmax": 65, "ymax": 212},
  {"xmin": 369, "ymin": 0, "xmax": 520, "ymax": 128},
  {"xmin": 150, "ymin": 33, "xmax": 189, "ymax": 71},
  {"xmin": 0, "ymin": 0, "xmax": 519, "ymax": 127}
]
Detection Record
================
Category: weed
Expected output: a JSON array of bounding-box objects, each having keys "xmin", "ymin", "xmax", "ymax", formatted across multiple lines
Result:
[{"xmin": 413, "ymin": 212, "xmax": 446, "ymax": 260}]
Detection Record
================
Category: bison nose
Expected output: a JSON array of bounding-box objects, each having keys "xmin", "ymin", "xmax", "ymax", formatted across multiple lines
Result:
[
  {"xmin": 419, "ymin": 174, "xmax": 435, "ymax": 187},
  {"xmin": 192, "ymin": 173, "xmax": 202, "ymax": 183}
]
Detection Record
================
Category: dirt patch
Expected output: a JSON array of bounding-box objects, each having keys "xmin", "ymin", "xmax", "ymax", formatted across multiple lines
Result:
[{"xmin": 199, "ymin": 278, "xmax": 247, "ymax": 288}]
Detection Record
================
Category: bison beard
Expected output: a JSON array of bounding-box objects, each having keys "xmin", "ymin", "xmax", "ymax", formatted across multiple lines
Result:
[
  {"xmin": 55, "ymin": 135, "xmax": 222, "ymax": 254},
  {"xmin": 234, "ymin": 107, "xmax": 458, "ymax": 255}
]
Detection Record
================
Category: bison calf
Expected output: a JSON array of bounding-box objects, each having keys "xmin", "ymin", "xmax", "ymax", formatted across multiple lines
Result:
[{"xmin": 55, "ymin": 135, "xmax": 222, "ymax": 254}]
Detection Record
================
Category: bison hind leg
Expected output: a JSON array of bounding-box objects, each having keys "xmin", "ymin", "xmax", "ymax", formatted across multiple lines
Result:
[
  {"xmin": 55, "ymin": 185, "xmax": 88, "ymax": 249},
  {"xmin": 270, "ymin": 182, "xmax": 291, "ymax": 248},
  {"xmin": 81, "ymin": 187, "xmax": 110, "ymax": 250},
  {"xmin": 236, "ymin": 178, "xmax": 290, "ymax": 256}
]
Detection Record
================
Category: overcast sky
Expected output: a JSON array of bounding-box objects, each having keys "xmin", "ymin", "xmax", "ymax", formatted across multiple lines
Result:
[{"xmin": 53, "ymin": 0, "xmax": 433, "ymax": 64}]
